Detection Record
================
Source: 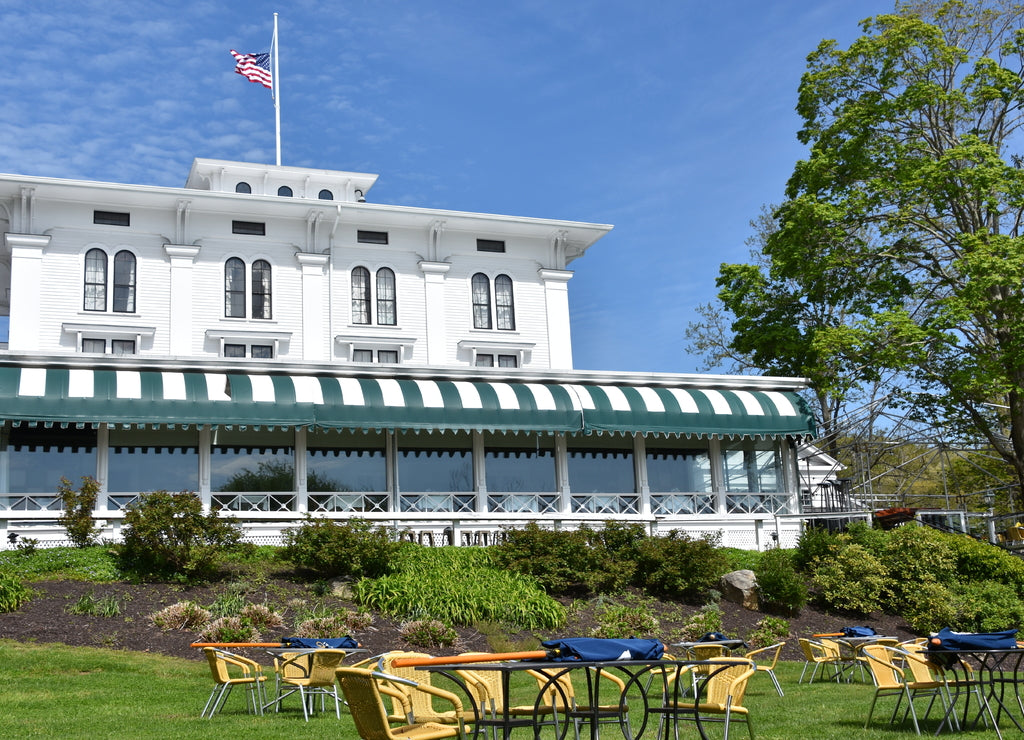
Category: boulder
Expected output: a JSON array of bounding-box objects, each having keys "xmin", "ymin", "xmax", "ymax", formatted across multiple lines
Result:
[{"xmin": 720, "ymin": 569, "xmax": 759, "ymax": 610}]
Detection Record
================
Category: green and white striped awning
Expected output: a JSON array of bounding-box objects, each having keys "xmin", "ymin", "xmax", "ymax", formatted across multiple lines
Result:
[{"xmin": 0, "ymin": 366, "xmax": 815, "ymax": 439}]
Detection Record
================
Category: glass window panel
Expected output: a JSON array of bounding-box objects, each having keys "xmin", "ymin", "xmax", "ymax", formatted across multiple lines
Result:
[
  {"xmin": 476, "ymin": 354, "xmax": 494, "ymax": 367},
  {"xmin": 485, "ymin": 443, "xmax": 556, "ymax": 493},
  {"xmin": 109, "ymin": 447, "xmax": 198, "ymax": 492},
  {"xmin": 111, "ymin": 339, "xmax": 135, "ymax": 356},
  {"xmin": 224, "ymin": 344, "xmax": 245, "ymax": 358},
  {"xmin": 306, "ymin": 442, "xmax": 386, "ymax": 493},
  {"xmin": 495, "ymin": 274, "xmax": 515, "ymax": 330},
  {"xmin": 498, "ymin": 354, "xmax": 518, "ymax": 368},
  {"xmin": 646, "ymin": 448, "xmax": 712, "ymax": 492},
  {"xmin": 251, "ymin": 260, "xmax": 272, "ymax": 319},
  {"xmin": 567, "ymin": 448, "xmax": 635, "ymax": 494},
  {"xmin": 211, "ymin": 431, "xmax": 295, "ymax": 492},
  {"xmin": 82, "ymin": 338, "xmax": 106, "ymax": 354},
  {"xmin": 112, "ymin": 251, "xmax": 136, "ymax": 312},
  {"xmin": 352, "ymin": 267, "xmax": 370, "ymax": 324},
  {"xmin": 397, "ymin": 437, "xmax": 473, "ymax": 492},
  {"xmin": 376, "ymin": 268, "xmax": 396, "ymax": 325},
  {"xmin": 353, "ymin": 349, "xmax": 373, "ymax": 363},
  {"xmin": 5, "ymin": 425, "xmax": 96, "ymax": 494},
  {"xmin": 224, "ymin": 258, "xmax": 245, "ymax": 317},
  {"xmin": 377, "ymin": 350, "xmax": 399, "ymax": 364},
  {"xmin": 250, "ymin": 344, "xmax": 273, "ymax": 359},
  {"xmin": 471, "ymin": 273, "xmax": 491, "ymax": 329},
  {"xmin": 84, "ymin": 248, "xmax": 107, "ymax": 311},
  {"xmin": 721, "ymin": 441, "xmax": 783, "ymax": 493}
]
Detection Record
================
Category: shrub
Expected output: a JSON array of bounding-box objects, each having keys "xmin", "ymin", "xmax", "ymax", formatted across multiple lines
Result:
[
  {"xmin": 944, "ymin": 534, "xmax": 1024, "ymax": 593},
  {"xmin": 197, "ymin": 616, "xmax": 260, "ymax": 644},
  {"xmin": 880, "ymin": 526, "xmax": 956, "ymax": 604},
  {"xmin": 118, "ymin": 491, "xmax": 246, "ymax": 582},
  {"xmin": 493, "ymin": 523, "xmax": 595, "ymax": 594},
  {"xmin": 149, "ymin": 601, "xmax": 212, "ymax": 631},
  {"xmin": 591, "ymin": 601, "xmax": 660, "ymax": 639},
  {"xmin": 792, "ymin": 525, "xmax": 838, "ymax": 572},
  {"xmin": 745, "ymin": 615, "xmax": 790, "ymax": 649},
  {"xmin": 399, "ymin": 619, "xmax": 457, "ymax": 648},
  {"xmin": 635, "ymin": 530, "xmax": 730, "ymax": 601},
  {"xmin": 239, "ymin": 603, "xmax": 284, "ymax": 631},
  {"xmin": 281, "ymin": 517, "xmax": 398, "ymax": 580},
  {"xmin": 954, "ymin": 580, "xmax": 1024, "ymax": 633},
  {"xmin": 897, "ymin": 580, "xmax": 957, "ymax": 634},
  {"xmin": 57, "ymin": 476, "xmax": 101, "ymax": 548},
  {"xmin": 677, "ymin": 603, "xmax": 725, "ymax": 641},
  {"xmin": 811, "ymin": 544, "xmax": 887, "ymax": 614},
  {"xmin": 754, "ymin": 547, "xmax": 807, "ymax": 616},
  {"xmin": 293, "ymin": 611, "xmax": 366, "ymax": 638},
  {"xmin": 0, "ymin": 571, "xmax": 31, "ymax": 612}
]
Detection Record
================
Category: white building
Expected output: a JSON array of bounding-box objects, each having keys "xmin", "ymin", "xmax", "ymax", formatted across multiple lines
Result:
[{"xmin": 0, "ymin": 159, "xmax": 816, "ymax": 549}]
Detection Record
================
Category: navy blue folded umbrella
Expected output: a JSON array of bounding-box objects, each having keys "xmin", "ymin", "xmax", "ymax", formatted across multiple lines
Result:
[
  {"xmin": 928, "ymin": 627, "xmax": 1017, "ymax": 651},
  {"xmin": 539, "ymin": 637, "xmax": 664, "ymax": 662},
  {"xmin": 842, "ymin": 626, "xmax": 876, "ymax": 638},
  {"xmin": 282, "ymin": 636, "xmax": 360, "ymax": 649}
]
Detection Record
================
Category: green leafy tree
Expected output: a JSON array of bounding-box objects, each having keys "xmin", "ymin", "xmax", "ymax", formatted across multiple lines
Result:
[{"xmin": 713, "ymin": 1, "xmax": 1024, "ymax": 507}]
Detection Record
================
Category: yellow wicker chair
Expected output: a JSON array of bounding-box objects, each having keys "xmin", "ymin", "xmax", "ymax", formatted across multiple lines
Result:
[
  {"xmin": 797, "ymin": 638, "xmax": 841, "ymax": 683},
  {"xmin": 661, "ymin": 657, "xmax": 756, "ymax": 740},
  {"xmin": 337, "ymin": 667, "xmax": 466, "ymax": 740},
  {"xmin": 744, "ymin": 642, "xmax": 785, "ymax": 696},
  {"xmin": 821, "ymin": 638, "xmax": 869, "ymax": 682},
  {"xmin": 861, "ymin": 643, "xmax": 957, "ymax": 735},
  {"xmin": 274, "ymin": 648, "xmax": 347, "ymax": 721},
  {"xmin": 377, "ymin": 651, "xmax": 464, "ymax": 726},
  {"xmin": 200, "ymin": 647, "xmax": 267, "ymax": 718},
  {"xmin": 526, "ymin": 665, "xmax": 633, "ymax": 740}
]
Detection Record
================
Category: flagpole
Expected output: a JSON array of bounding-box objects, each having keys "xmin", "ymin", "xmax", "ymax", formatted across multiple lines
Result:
[{"xmin": 272, "ymin": 13, "xmax": 281, "ymax": 166}]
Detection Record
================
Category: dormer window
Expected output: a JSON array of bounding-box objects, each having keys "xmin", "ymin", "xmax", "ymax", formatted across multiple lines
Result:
[{"xmin": 235, "ymin": 182, "xmax": 251, "ymax": 194}]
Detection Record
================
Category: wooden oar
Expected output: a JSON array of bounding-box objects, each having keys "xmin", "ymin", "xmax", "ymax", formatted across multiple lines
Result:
[{"xmin": 390, "ymin": 650, "xmax": 552, "ymax": 668}]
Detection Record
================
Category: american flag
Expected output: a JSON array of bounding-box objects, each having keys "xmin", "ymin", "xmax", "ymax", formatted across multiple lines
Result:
[{"xmin": 230, "ymin": 50, "xmax": 273, "ymax": 89}]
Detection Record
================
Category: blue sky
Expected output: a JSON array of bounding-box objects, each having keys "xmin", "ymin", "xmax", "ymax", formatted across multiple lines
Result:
[{"xmin": 0, "ymin": 0, "xmax": 896, "ymax": 374}]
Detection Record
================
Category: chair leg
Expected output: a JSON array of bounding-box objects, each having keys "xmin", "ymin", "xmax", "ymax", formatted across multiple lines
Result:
[{"xmin": 767, "ymin": 669, "xmax": 784, "ymax": 697}]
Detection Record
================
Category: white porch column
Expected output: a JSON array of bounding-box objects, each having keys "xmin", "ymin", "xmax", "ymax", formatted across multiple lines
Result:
[
  {"xmin": 554, "ymin": 434, "xmax": 570, "ymax": 514},
  {"xmin": 6, "ymin": 233, "xmax": 49, "ymax": 352},
  {"xmin": 164, "ymin": 246, "xmax": 200, "ymax": 356},
  {"xmin": 538, "ymin": 269, "xmax": 574, "ymax": 369},
  {"xmin": 709, "ymin": 437, "xmax": 726, "ymax": 515},
  {"xmin": 294, "ymin": 427, "xmax": 308, "ymax": 514},
  {"xmin": 419, "ymin": 261, "xmax": 451, "ymax": 365},
  {"xmin": 199, "ymin": 426, "xmax": 212, "ymax": 512},
  {"xmin": 634, "ymin": 434, "xmax": 651, "ymax": 516},
  {"xmin": 296, "ymin": 252, "xmax": 329, "ymax": 361},
  {"xmin": 95, "ymin": 424, "xmax": 109, "ymax": 511},
  {"xmin": 472, "ymin": 431, "xmax": 487, "ymax": 513}
]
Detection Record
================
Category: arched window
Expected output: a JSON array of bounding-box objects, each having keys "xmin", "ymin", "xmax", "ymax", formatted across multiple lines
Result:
[
  {"xmin": 472, "ymin": 273, "xmax": 492, "ymax": 329},
  {"xmin": 112, "ymin": 251, "xmax": 136, "ymax": 313},
  {"xmin": 84, "ymin": 248, "xmax": 107, "ymax": 311},
  {"xmin": 277, "ymin": 186, "xmax": 293, "ymax": 197},
  {"xmin": 318, "ymin": 189, "xmax": 333, "ymax": 200},
  {"xmin": 495, "ymin": 274, "xmax": 515, "ymax": 330},
  {"xmin": 376, "ymin": 268, "xmax": 396, "ymax": 326},
  {"xmin": 352, "ymin": 266, "xmax": 371, "ymax": 324},
  {"xmin": 225, "ymin": 257, "xmax": 246, "ymax": 317},
  {"xmin": 252, "ymin": 259, "xmax": 272, "ymax": 319},
  {"xmin": 235, "ymin": 182, "xmax": 251, "ymax": 194}
]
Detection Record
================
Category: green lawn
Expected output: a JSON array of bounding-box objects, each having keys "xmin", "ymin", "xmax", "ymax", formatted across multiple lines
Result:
[{"xmin": 0, "ymin": 640, "xmax": 1007, "ymax": 739}]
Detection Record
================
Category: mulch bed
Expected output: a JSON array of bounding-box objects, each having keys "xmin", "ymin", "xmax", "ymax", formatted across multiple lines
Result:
[{"xmin": 0, "ymin": 578, "xmax": 916, "ymax": 663}]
